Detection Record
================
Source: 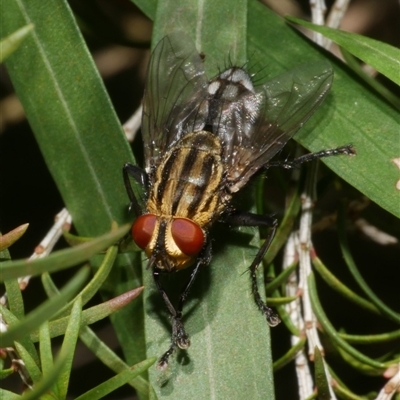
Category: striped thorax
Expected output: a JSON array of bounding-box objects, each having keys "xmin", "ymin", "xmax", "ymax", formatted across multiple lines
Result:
[{"xmin": 134, "ymin": 131, "xmax": 230, "ymax": 272}]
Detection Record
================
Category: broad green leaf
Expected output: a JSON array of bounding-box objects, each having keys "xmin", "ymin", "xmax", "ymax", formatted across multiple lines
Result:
[
  {"xmin": 143, "ymin": 233, "xmax": 276, "ymax": 397},
  {"xmin": 143, "ymin": 1, "xmax": 277, "ymax": 399},
  {"xmin": 3, "ymin": 0, "xmax": 145, "ymax": 369},
  {"xmin": 341, "ymin": 48, "xmax": 400, "ymax": 111},
  {"xmin": 3, "ymin": 5, "xmax": 137, "ymax": 235},
  {"xmin": 248, "ymin": 3, "xmax": 399, "ymax": 218},
  {"xmin": 134, "ymin": 0, "xmax": 156, "ymax": 20},
  {"xmin": 286, "ymin": 16, "xmax": 400, "ymax": 86},
  {"xmin": 0, "ymin": 225, "xmax": 129, "ymax": 281},
  {"xmin": 152, "ymin": 0, "xmax": 247, "ymax": 70},
  {"xmin": 0, "ymin": 24, "xmax": 34, "ymax": 63}
]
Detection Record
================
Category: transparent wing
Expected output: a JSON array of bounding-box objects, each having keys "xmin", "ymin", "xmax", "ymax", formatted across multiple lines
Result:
[
  {"xmin": 142, "ymin": 33, "xmax": 209, "ymax": 172},
  {"xmin": 214, "ymin": 62, "xmax": 334, "ymax": 192}
]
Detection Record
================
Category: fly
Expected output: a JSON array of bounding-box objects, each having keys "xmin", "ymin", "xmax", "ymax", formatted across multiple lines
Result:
[{"xmin": 123, "ymin": 33, "xmax": 355, "ymax": 369}]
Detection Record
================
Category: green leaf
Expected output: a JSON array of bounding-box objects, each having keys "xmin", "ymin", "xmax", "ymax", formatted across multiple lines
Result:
[
  {"xmin": 0, "ymin": 223, "xmax": 29, "ymax": 251},
  {"xmin": 0, "ymin": 267, "xmax": 89, "ymax": 346},
  {"xmin": 273, "ymin": 337, "xmax": 306, "ymax": 371},
  {"xmin": 4, "ymin": 278, "xmax": 24, "ymax": 319},
  {"xmin": 74, "ymin": 358, "xmax": 156, "ymax": 400},
  {"xmin": 0, "ymin": 225, "xmax": 129, "ymax": 281},
  {"xmin": 3, "ymin": 3, "xmax": 137, "ymax": 236},
  {"xmin": 308, "ymin": 272, "xmax": 387, "ymax": 372},
  {"xmin": 29, "ymin": 287, "xmax": 144, "ymax": 342},
  {"xmin": 39, "ymin": 321, "xmax": 53, "ymax": 378},
  {"xmin": 42, "ymin": 244, "xmax": 119, "ymax": 318},
  {"xmin": 152, "ymin": 0, "xmax": 247, "ymax": 70},
  {"xmin": 3, "ymin": 0, "xmax": 145, "ymax": 369},
  {"xmin": 2, "ymin": 313, "xmax": 41, "ymax": 368},
  {"xmin": 267, "ymin": 295, "xmax": 298, "ymax": 306},
  {"xmin": 143, "ymin": 2, "xmax": 277, "ymax": 399},
  {"xmin": 55, "ymin": 298, "xmax": 82, "ymax": 399},
  {"xmin": 339, "ymin": 329, "xmax": 400, "ymax": 344},
  {"xmin": 19, "ymin": 348, "xmax": 68, "ymax": 400},
  {"xmin": 263, "ymin": 185, "xmax": 301, "ymax": 265},
  {"xmin": 0, "ymin": 389, "xmax": 22, "ymax": 400},
  {"xmin": 249, "ymin": 4, "xmax": 400, "ymax": 219},
  {"xmin": 312, "ymin": 256, "xmax": 380, "ymax": 315},
  {"xmin": 336, "ymin": 346, "xmax": 387, "ymax": 376},
  {"xmin": 133, "ymin": 0, "xmax": 157, "ymax": 20},
  {"xmin": 79, "ymin": 326, "xmax": 151, "ymax": 398},
  {"xmin": 341, "ymin": 49, "xmax": 400, "ymax": 110},
  {"xmin": 265, "ymin": 262, "xmax": 297, "ymax": 294},
  {"xmin": 0, "ymin": 369, "xmax": 16, "ymax": 380},
  {"xmin": 314, "ymin": 347, "xmax": 330, "ymax": 400},
  {"xmin": 14, "ymin": 342, "xmax": 42, "ymax": 384},
  {"xmin": 41, "ymin": 272, "xmax": 151, "ymax": 397},
  {"xmin": 0, "ymin": 24, "xmax": 34, "ymax": 63},
  {"xmin": 338, "ymin": 205, "xmax": 400, "ymax": 323},
  {"xmin": 286, "ymin": 16, "xmax": 400, "ymax": 86}
]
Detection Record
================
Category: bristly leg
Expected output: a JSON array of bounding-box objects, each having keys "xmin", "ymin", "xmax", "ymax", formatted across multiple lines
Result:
[
  {"xmin": 248, "ymin": 144, "xmax": 355, "ymax": 325},
  {"xmin": 226, "ymin": 211, "xmax": 280, "ymax": 326},
  {"xmin": 249, "ymin": 223, "xmax": 281, "ymax": 326},
  {"xmin": 157, "ymin": 316, "xmax": 188, "ymax": 370},
  {"xmin": 268, "ymin": 144, "xmax": 355, "ymax": 170},
  {"xmin": 122, "ymin": 162, "xmax": 149, "ymax": 216},
  {"xmin": 154, "ymin": 243, "xmax": 212, "ymax": 369}
]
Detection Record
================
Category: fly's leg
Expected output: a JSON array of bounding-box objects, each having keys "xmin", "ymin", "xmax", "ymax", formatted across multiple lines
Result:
[
  {"xmin": 152, "ymin": 268, "xmax": 183, "ymax": 369},
  {"xmin": 177, "ymin": 243, "xmax": 212, "ymax": 316},
  {"xmin": 268, "ymin": 144, "xmax": 355, "ymax": 169},
  {"xmin": 248, "ymin": 225, "xmax": 280, "ymax": 326},
  {"xmin": 154, "ymin": 243, "xmax": 211, "ymax": 369},
  {"xmin": 122, "ymin": 162, "xmax": 148, "ymax": 216},
  {"xmin": 226, "ymin": 211, "xmax": 280, "ymax": 326},
  {"xmin": 251, "ymin": 144, "xmax": 354, "ymax": 322},
  {"xmin": 226, "ymin": 211, "xmax": 277, "ymax": 227}
]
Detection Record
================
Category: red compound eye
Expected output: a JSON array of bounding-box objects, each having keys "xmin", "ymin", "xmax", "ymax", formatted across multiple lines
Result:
[
  {"xmin": 171, "ymin": 218, "xmax": 204, "ymax": 256},
  {"xmin": 132, "ymin": 214, "xmax": 156, "ymax": 249}
]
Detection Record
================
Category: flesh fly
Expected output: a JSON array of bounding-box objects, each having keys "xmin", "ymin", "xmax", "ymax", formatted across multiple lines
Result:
[{"xmin": 123, "ymin": 33, "xmax": 354, "ymax": 368}]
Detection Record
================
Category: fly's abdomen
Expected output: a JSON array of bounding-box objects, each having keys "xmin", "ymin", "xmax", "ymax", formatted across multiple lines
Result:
[{"xmin": 147, "ymin": 131, "xmax": 227, "ymax": 228}]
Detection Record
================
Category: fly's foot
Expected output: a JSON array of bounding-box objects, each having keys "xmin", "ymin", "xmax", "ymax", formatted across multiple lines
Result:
[
  {"xmin": 262, "ymin": 305, "xmax": 281, "ymax": 327},
  {"xmin": 157, "ymin": 346, "xmax": 175, "ymax": 371},
  {"xmin": 156, "ymin": 317, "xmax": 190, "ymax": 369},
  {"xmin": 173, "ymin": 317, "xmax": 190, "ymax": 349}
]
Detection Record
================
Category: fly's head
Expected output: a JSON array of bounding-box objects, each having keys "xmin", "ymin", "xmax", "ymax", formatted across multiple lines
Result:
[{"xmin": 131, "ymin": 213, "xmax": 205, "ymax": 272}]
